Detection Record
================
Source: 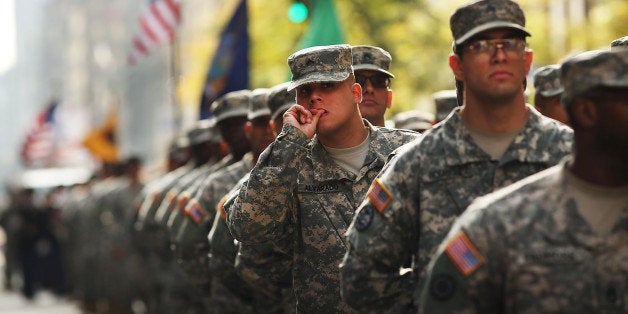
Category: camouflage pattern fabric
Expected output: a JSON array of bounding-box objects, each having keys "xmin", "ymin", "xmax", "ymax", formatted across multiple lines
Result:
[
  {"xmin": 339, "ymin": 106, "xmax": 573, "ymax": 312},
  {"xmin": 227, "ymin": 174, "xmax": 295, "ymax": 313},
  {"xmin": 560, "ymin": 49, "xmax": 628, "ymax": 107},
  {"xmin": 419, "ymin": 164, "xmax": 628, "ymax": 313},
  {"xmin": 226, "ymin": 121, "xmax": 420, "ymax": 312},
  {"xmin": 450, "ymin": 0, "xmax": 530, "ymax": 45},
  {"xmin": 533, "ymin": 64, "xmax": 564, "ymax": 97},
  {"xmin": 287, "ymin": 44, "xmax": 353, "ymax": 91},
  {"xmin": 174, "ymin": 153, "xmax": 255, "ymax": 311},
  {"xmin": 351, "ymin": 45, "xmax": 394, "ymax": 77}
]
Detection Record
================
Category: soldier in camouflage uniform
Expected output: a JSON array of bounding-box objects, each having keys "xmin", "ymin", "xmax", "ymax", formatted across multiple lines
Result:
[
  {"xmin": 419, "ymin": 48, "xmax": 628, "ymax": 313},
  {"xmin": 225, "ymin": 44, "xmax": 420, "ymax": 313},
  {"xmin": 170, "ymin": 89, "xmax": 253, "ymax": 310},
  {"xmin": 134, "ymin": 120, "xmax": 225, "ymax": 314},
  {"xmin": 229, "ymin": 82, "xmax": 298, "ymax": 313},
  {"xmin": 533, "ymin": 64, "xmax": 569, "ymax": 125},
  {"xmin": 205, "ymin": 87, "xmax": 279, "ymax": 313},
  {"xmin": 339, "ymin": 1, "xmax": 574, "ymax": 312},
  {"xmin": 352, "ymin": 45, "xmax": 395, "ymax": 127}
]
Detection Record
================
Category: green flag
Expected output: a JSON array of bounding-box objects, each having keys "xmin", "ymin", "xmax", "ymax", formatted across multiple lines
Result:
[{"xmin": 297, "ymin": 0, "xmax": 346, "ymax": 49}]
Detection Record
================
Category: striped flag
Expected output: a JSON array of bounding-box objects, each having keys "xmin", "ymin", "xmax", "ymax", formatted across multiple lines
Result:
[
  {"xmin": 445, "ymin": 232, "xmax": 484, "ymax": 276},
  {"xmin": 21, "ymin": 100, "xmax": 58, "ymax": 167},
  {"xmin": 128, "ymin": 0, "xmax": 181, "ymax": 64}
]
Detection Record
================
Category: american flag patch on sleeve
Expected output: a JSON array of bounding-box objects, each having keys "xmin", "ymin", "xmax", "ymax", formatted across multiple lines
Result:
[
  {"xmin": 217, "ymin": 194, "xmax": 229, "ymax": 221},
  {"xmin": 445, "ymin": 232, "xmax": 485, "ymax": 276},
  {"xmin": 186, "ymin": 200, "xmax": 206, "ymax": 225},
  {"xmin": 367, "ymin": 179, "xmax": 392, "ymax": 213}
]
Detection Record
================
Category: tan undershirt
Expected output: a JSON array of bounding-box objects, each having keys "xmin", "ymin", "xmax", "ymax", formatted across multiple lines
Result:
[
  {"xmin": 466, "ymin": 124, "xmax": 522, "ymax": 161},
  {"xmin": 323, "ymin": 131, "xmax": 371, "ymax": 176},
  {"xmin": 564, "ymin": 168, "xmax": 628, "ymax": 235}
]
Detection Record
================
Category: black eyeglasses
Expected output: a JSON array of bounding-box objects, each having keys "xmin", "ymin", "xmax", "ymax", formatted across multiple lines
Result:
[
  {"xmin": 355, "ymin": 74, "xmax": 390, "ymax": 89},
  {"xmin": 464, "ymin": 38, "xmax": 527, "ymax": 57}
]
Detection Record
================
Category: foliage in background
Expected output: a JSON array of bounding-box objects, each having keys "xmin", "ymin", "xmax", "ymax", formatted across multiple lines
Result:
[{"xmin": 178, "ymin": 0, "xmax": 628, "ymax": 120}]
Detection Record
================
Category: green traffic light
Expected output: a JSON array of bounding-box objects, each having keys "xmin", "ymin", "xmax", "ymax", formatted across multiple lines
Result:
[{"xmin": 288, "ymin": 2, "xmax": 308, "ymax": 23}]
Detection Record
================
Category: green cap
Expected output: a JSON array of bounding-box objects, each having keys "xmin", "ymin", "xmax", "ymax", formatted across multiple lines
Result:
[
  {"xmin": 287, "ymin": 44, "xmax": 353, "ymax": 91},
  {"xmin": 210, "ymin": 89, "xmax": 251, "ymax": 124},
  {"xmin": 432, "ymin": 89, "xmax": 459, "ymax": 122},
  {"xmin": 267, "ymin": 82, "xmax": 296, "ymax": 121},
  {"xmin": 352, "ymin": 45, "xmax": 394, "ymax": 78},
  {"xmin": 533, "ymin": 64, "xmax": 564, "ymax": 97},
  {"xmin": 248, "ymin": 88, "xmax": 271, "ymax": 121},
  {"xmin": 450, "ymin": 0, "xmax": 531, "ymax": 46},
  {"xmin": 560, "ymin": 49, "xmax": 628, "ymax": 106}
]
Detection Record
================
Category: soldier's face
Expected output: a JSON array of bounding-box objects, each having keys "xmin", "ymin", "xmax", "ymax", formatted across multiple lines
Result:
[
  {"xmin": 296, "ymin": 78, "xmax": 362, "ymax": 136},
  {"xmin": 535, "ymin": 94, "xmax": 570, "ymax": 126},
  {"xmin": 592, "ymin": 88, "xmax": 628, "ymax": 155},
  {"xmin": 355, "ymin": 70, "xmax": 392, "ymax": 127},
  {"xmin": 452, "ymin": 28, "xmax": 533, "ymax": 102},
  {"xmin": 245, "ymin": 115, "xmax": 275, "ymax": 156}
]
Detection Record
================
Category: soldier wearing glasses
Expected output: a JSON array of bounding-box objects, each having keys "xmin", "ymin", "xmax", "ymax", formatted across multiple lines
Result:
[
  {"xmin": 420, "ymin": 48, "xmax": 628, "ymax": 314},
  {"xmin": 352, "ymin": 45, "xmax": 395, "ymax": 127},
  {"xmin": 339, "ymin": 0, "xmax": 573, "ymax": 312}
]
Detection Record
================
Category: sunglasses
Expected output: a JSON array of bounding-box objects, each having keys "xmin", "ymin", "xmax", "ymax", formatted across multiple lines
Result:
[{"xmin": 355, "ymin": 74, "xmax": 390, "ymax": 89}]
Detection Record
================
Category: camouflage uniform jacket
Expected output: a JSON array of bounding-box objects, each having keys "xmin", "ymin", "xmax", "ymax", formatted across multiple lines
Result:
[
  {"xmin": 173, "ymin": 153, "xmax": 253, "ymax": 292},
  {"xmin": 339, "ymin": 106, "xmax": 573, "ymax": 312},
  {"xmin": 226, "ymin": 120, "xmax": 420, "ymax": 313},
  {"xmin": 419, "ymin": 163, "xmax": 628, "ymax": 313},
  {"xmin": 207, "ymin": 153, "xmax": 272, "ymax": 312}
]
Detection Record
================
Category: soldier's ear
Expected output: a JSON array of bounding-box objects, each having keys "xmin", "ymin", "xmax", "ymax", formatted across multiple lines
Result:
[
  {"xmin": 244, "ymin": 121, "xmax": 253, "ymax": 140},
  {"xmin": 571, "ymin": 98, "xmax": 597, "ymax": 129},
  {"xmin": 449, "ymin": 54, "xmax": 464, "ymax": 82},
  {"xmin": 524, "ymin": 49, "xmax": 534, "ymax": 74}
]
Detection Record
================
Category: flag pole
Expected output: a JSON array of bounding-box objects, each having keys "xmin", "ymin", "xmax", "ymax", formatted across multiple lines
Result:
[{"xmin": 170, "ymin": 30, "xmax": 182, "ymax": 130}]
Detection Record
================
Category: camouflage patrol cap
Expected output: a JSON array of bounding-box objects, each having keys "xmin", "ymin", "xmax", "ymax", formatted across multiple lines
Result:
[
  {"xmin": 267, "ymin": 82, "xmax": 296, "ymax": 120},
  {"xmin": 210, "ymin": 89, "xmax": 251, "ymax": 124},
  {"xmin": 610, "ymin": 36, "xmax": 628, "ymax": 50},
  {"xmin": 450, "ymin": 0, "xmax": 531, "ymax": 46},
  {"xmin": 533, "ymin": 64, "xmax": 564, "ymax": 97},
  {"xmin": 560, "ymin": 49, "xmax": 628, "ymax": 107},
  {"xmin": 432, "ymin": 89, "xmax": 459, "ymax": 123},
  {"xmin": 188, "ymin": 118, "xmax": 222, "ymax": 145},
  {"xmin": 393, "ymin": 110, "xmax": 434, "ymax": 132},
  {"xmin": 352, "ymin": 45, "xmax": 394, "ymax": 78},
  {"xmin": 248, "ymin": 88, "xmax": 271, "ymax": 121},
  {"xmin": 287, "ymin": 44, "xmax": 353, "ymax": 91}
]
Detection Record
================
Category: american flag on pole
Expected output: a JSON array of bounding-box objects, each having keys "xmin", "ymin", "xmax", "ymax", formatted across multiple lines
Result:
[
  {"xmin": 20, "ymin": 100, "xmax": 58, "ymax": 167},
  {"xmin": 128, "ymin": 0, "xmax": 181, "ymax": 64}
]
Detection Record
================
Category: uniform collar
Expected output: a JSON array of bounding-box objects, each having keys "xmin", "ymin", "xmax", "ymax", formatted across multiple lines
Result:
[{"xmin": 442, "ymin": 104, "xmax": 566, "ymax": 166}]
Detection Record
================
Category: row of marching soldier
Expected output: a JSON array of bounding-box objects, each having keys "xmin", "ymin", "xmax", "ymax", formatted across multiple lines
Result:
[{"xmin": 2, "ymin": 1, "xmax": 625, "ymax": 313}]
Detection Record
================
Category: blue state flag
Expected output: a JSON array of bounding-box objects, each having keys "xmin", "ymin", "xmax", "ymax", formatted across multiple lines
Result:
[{"xmin": 199, "ymin": 0, "xmax": 249, "ymax": 119}]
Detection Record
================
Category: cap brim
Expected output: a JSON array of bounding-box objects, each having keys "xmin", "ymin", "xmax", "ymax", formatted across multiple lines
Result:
[
  {"xmin": 215, "ymin": 109, "xmax": 249, "ymax": 124},
  {"xmin": 247, "ymin": 109, "xmax": 271, "ymax": 121},
  {"xmin": 539, "ymin": 88, "xmax": 564, "ymax": 97},
  {"xmin": 271, "ymin": 103, "xmax": 295, "ymax": 120},
  {"xmin": 455, "ymin": 22, "xmax": 531, "ymax": 45},
  {"xmin": 398, "ymin": 122, "xmax": 432, "ymax": 131},
  {"xmin": 287, "ymin": 72, "xmax": 351, "ymax": 91},
  {"xmin": 353, "ymin": 64, "xmax": 394, "ymax": 78}
]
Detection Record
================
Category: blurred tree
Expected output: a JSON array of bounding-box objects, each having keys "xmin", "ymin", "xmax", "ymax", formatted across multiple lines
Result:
[{"xmin": 178, "ymin": 0, "xmax": 628, "ymax": 121}]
